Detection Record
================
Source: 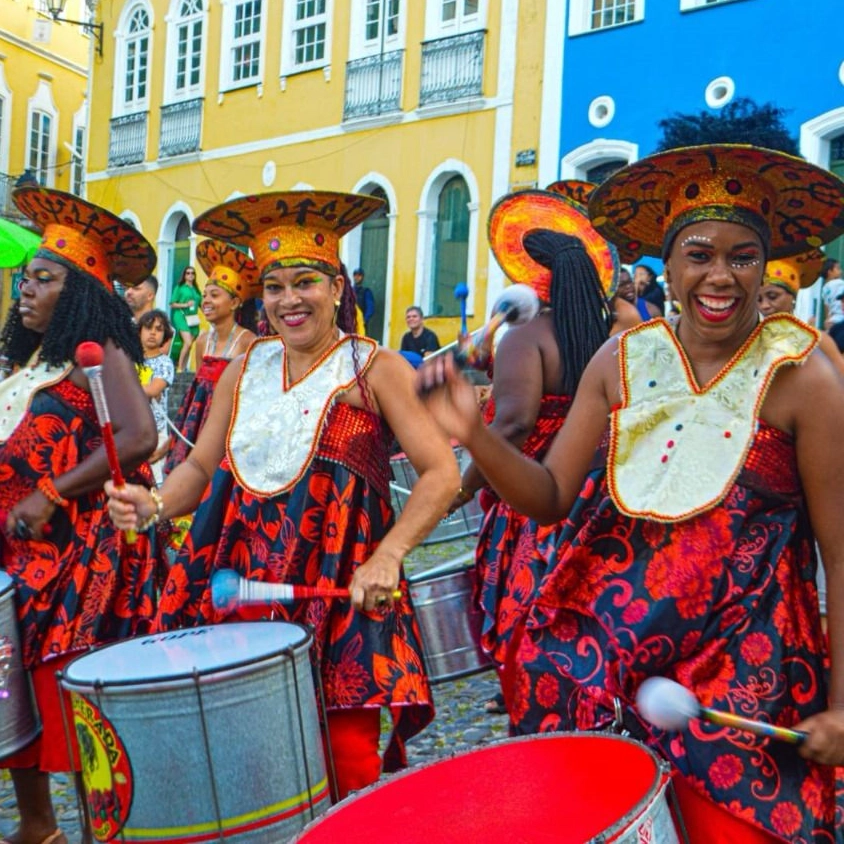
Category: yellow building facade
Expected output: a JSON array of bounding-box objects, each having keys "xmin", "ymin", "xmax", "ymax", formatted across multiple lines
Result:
[
  {"xmin": 85, "ymin": 0, "xmax": 546, "ymax": 348},
  {"xmin": 0, "ymin": 0, "xmax": 91, "ymax": 318}
]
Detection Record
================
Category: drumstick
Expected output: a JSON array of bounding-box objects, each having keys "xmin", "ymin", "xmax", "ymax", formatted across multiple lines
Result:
[
  {"xmin": 636, "ymin": 676, "xmax": 807, "ymax": 745},
  {"xmin": 211, "ymin": 568, "xmax": 402, "ymax": 614},
  {"xmin": 75, "ymin": 342, "xmax": 136, "ymax": 545}
]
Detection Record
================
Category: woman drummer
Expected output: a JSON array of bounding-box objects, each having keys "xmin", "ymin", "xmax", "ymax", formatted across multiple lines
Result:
[
  {"xmin": 418, "ymin": 145, "xmax": 844, "ymax": 842},
  {"xmin": 0, "ymin": 188, "xmax": 162, "ymax": 844},
  {"xmin": 106, "ymin": 191, "xmax": 459, "ymax": 801}
]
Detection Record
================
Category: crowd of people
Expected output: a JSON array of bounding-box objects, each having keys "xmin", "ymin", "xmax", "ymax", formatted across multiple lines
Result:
[{"xmin": 2, "ymin": 142, "xmax": 844, "ymax": 844}]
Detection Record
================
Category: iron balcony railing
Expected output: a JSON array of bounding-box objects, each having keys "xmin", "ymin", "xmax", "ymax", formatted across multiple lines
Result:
[
  {"xmin": 108, "ymin": 112, "xmax": 148, "ymax": 168},
  {"xmin": 343, "ymin": 50, "xmax": 404, "ymax": 121},
  {"xmin": 419, "ymin": 30, "xmax": 485, "ymax": 107},
  {"xmin": 159, "ymin": 97, "xmax": 203, "ymax": 158},
  {"xmin": 0, "ymin": 173, "xmax": 16, "ymax": 217}
]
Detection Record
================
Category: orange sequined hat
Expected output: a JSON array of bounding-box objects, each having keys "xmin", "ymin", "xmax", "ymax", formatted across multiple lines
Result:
[
  {"xmin": 488, "ymin": 189, "xmax": 619, "ymax": 301},
  {"xmin": 763, "ymin": 249, "xmax": 826, "ymax": 296},
  {"xmin": 196, "ymin": 239, "xmax": 262, "ymax": 301},
  {"xmin": 192, "ymin": 191, "xmax": 385, "ymax": 276},
  {"xmin": 13, "ymin": 187, "xmax": 156, "ymax": 290},
  {"xmin": 588, "ymin": 144, "xmax": 844, "ymax": 261}
]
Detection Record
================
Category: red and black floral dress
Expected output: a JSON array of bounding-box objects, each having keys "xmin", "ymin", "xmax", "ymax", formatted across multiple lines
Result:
[
  {"xmin": 508, "ymin": 317, "xmax": 840, "ymax": 843},
  {"xmin": 0, "ymin": 372, "xmax": 160, "ymax": 672},
  {"xmin": 474, "ymin": 394, "xmax": 571, "ymax": 665},
  {"xmin": 155, "ymin": 335, "xmax": 433, "ymax": 771}
]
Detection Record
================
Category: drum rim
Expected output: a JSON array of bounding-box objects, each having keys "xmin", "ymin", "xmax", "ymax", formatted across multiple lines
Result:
[
  {"xmin": 293, "ymin": 731, "xmax": 664, "ymax": 840},
  {"xmin": 60, "ymin": 621, "xmax": 314, "ymax": 690},
  {"xmin": 408, "ymin": 552, "xmax": 475, "ymax": 583}
]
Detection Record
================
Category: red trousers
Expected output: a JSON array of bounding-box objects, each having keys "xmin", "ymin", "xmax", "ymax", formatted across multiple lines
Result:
[
  {"xmin": 1, "ymin": 652, "xmax": 80, "ymax": 772},
  {"xmin": 325, "ymin": 708, "xmax": 382, "ymax": 801}
]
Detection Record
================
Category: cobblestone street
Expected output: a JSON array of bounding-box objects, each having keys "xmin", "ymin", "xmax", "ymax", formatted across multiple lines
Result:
[{"xmin": 1, "ymin": 536, "xmax": 509, "ymax": 842}]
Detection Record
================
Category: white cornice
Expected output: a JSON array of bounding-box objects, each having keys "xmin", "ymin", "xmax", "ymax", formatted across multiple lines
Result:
[{"xmin": 0, "ymin": 29, "xmax": 87, "ymax": 76}]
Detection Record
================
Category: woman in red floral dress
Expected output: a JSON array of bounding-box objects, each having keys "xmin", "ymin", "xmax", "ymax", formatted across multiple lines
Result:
[
  {"xmin": 0, "ymin": 188, "xmax": 161, "ymax": 844},
  {"xmin": 106, "ymin": 191, "xmax": 459, "ymax": 801},
  {"xmin": 418, "ymin": 146, "xmax": 844, "ymax": 843}
]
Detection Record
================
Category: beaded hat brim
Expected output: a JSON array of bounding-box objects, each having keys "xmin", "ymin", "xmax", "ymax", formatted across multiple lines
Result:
[
  {"xmin": 588, "ymin": 144, "xmax": 844, "ymax": 260},
  {"xmin": 13, "ymin": 187, "xmax": 156, "ymax": 289},
  {"xmin": 196, "ymin": 239, "xmax": 262, "ymax": 301},
  {"xmin": 488, "ymin": 190, "xmax": 619, "ymax": 301},
  {"xmin": 192, "ymin": 191, "xmax": 385, "ymax": 276}
]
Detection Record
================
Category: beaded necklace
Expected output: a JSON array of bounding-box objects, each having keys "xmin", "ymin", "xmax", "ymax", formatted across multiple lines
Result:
[{"xmin": 207, "ymin": 324, "xmax": 242, "ymax": 359}]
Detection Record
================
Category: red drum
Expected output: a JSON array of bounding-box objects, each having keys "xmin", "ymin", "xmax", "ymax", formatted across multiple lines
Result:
[{"xmin": 294, "ymin": 733, "xmax": 681, "ymax": 843}]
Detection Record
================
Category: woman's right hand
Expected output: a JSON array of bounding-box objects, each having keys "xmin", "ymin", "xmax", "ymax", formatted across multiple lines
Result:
[
  {"xmin": 416, "ymin": 353, "xmax": 483, "ymax": 445},
  {"xmin": 105, "ymin": 480, "xmax": 157, "ymax": 530}
]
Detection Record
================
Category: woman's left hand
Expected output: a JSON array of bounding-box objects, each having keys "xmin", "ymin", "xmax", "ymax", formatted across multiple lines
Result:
[
  {"xmin": 349, "ymin": 551, "xmax": 401, "ymax": 613},
  {"xmin": 6, "ymin": 489, "xmax": 56, "ymax": 541},
  {"xmin": 796, "ymin": 708, "xmax": 844, "ymax": 765}
]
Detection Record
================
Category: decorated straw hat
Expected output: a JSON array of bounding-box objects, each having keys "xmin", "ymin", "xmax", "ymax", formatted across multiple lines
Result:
[
  {"xmin": 588, "ymin": 144, "xmax": 844, "ymax": 261},
  {"xmin": 763, "ymin": 249, "xmax": 826, "ymax": 296},
  {"xmin": 12, "ymin": 187, "xmax": 156, "ymax": 290},
  {"xmin": 545, "ymin": 180, "xmax": 596, "ymax": 207},
  {"xmin": 488, "ymin": 189, "xmax": 619, "ymax": 302},
  {"xmin": 195, "ymin": 239, "xmax": 262, "ymax": 301},
  {"xmin": 192, "ymin": 191, "xmax": 385, "ymax": 276}
]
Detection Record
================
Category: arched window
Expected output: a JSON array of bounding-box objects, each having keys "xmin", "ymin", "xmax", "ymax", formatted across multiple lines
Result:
[
  {"xmin": 826, "ymin": 135, "xmax": 844, "ymax": 267},
  {"xmin": 431, "ymin": 175, "xmax": 469, "ymax": 317},
  {"xmin": 122, "ymin": 5, "xmax": 151, "ymax": 112},
  {"xmin": 168, "ymin": 0, "xmax": 205, "ymax": 100},
  {"xmin": 585, "ymin": 159, "xmax": 627, "ymax": 184}
]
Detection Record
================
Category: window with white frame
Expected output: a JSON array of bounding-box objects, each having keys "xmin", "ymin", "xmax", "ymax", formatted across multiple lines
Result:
[
  {"xmin": 349, "ymin": 0, "xmax": 404, "ymax": 60},
  {"xmin": 0, "ymin": 63, "xmax": 10, "ymax": 179},
  {"xmin": 680, "ymin": 0, "xmax": 735, "ymax": 8},
  {"xmin": 221, "ymin": 0, "xmax": 264, "ymax": 88},
  {"xmin": 569, "ymin": 0, "xmax": 643, "ymax": 36},
  {"xmin": 281, "ymin": 0, "xmax": 332, "ymax": 74},
  {"xmin": 28, "ymin": 112, "xmax": 52, "ymax": 186},
  {"xmin": 365, "ymin": 0, "xmax": 399, "ymax": 42},
  {"xmin": 424, "ymin": 0, "xmax": 485, "ymax": 37},
  {"xmin": 120, "ymin": 5, "xmax": 151, "ymax": 112},
  {"xmin": 70, "ymin": 106, "xmax": 87, "ymax": 196},
  {"xmin": 166, "ymin": 0, "xmax": 205, "ymax": 100},
  {"xmin": 26, "ymin": 81, "xmax": 57, "ymax": 187}
]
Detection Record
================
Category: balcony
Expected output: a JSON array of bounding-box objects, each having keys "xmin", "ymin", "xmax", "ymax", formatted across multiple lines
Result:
[
  {"xmin": 419, "ymin": 30, "xmax": 485, "ymax": 108},
  {"xmin": 159, "ymin": 98, "xmax": 203, "ymax": 158},
  {"xmin": 108, "ymin": 112, "xmax": 148, "ymax": 168},
  {"xmin": 0, "ymin": 173, "xmax": 16, "ymax": 218},
  {"xmin": 343, "ymin": 51, "xmax": 404, "ymax": 121}
]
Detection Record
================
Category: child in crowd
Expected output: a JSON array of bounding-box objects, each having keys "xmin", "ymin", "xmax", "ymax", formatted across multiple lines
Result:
[{"xmin": 138, "ymin": 308, "xmax": 175, "ymax": 483}]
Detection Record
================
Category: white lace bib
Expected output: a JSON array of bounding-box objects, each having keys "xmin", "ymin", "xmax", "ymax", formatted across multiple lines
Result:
[
  {"xmin": 608, "ymin": 316, "xmax": 816, "ymax": 522},
  {"xmin": 0, "ymin": 358, "xmax": 73, "ymax": 443}
]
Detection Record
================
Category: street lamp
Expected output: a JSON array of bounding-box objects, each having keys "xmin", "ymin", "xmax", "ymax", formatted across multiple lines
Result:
[{"xmin": 45, "ymin": 0, "xmax": 103, "ymax": 57}]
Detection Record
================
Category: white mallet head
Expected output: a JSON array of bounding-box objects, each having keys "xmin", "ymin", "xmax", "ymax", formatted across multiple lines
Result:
[
  {"xmin": 636, "ymin": 677, "xmax": 700, "ymax": 731},
  {"xmin": 490, "ymin": 283, "xmax": 540, "ymax": 325}
]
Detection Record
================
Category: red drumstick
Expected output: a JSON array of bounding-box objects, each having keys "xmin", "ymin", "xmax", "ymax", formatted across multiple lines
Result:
[
  {"xmin": 211, "ymin": 569, "xmax": 401, "ymax": 614},
  {"xmin": 75, "ymin": 342, "xmax": 136, "ymax": 544}
]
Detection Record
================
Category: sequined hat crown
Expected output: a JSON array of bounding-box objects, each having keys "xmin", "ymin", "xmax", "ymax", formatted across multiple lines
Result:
[
  {"xmin": 488, "ymin": 189, "xmax": 619, "ymax": 301},
  {"xmin": 588, "ymin": 144, "xmax": 844, "ymax": 260},
  {"xmin": 763, "ymin": 249, "xmax": 826, "ymax": 296},
  {"xmin": 192, "ymin": 191, "xmax": 385, "ymax": 276},
  {"xmin": 13, "ymin": 187, "xmax": 156, "ymax": 290},
  {"xmin": 195, "ymin": 239, "xmax": 262, "ymax": 301}
]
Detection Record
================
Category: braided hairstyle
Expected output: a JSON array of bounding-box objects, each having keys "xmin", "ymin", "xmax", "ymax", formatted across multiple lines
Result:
[
  {"xmin": 0, "ymin": 266, "xmax": 144, "ymax": 368},
  {"xmin": 523, "ymin": 230, "xmax": 612, "ymax": 396},
  {"xmin": 339, "ymin": 262, "xmax": 379, "ymax": 420}
]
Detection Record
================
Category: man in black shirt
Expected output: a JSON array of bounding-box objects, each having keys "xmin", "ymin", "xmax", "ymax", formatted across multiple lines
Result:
[{"xmin": 400, "ymin": 306, "xmax": 440, "ymax": 357}]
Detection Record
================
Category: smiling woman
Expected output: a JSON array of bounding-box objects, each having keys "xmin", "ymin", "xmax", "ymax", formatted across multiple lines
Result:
[
  {"xmin": 0, "ymin": 187, "xmax": 162, "ymax": 844},
  {"xmin": 418, "ymin": 145, "xmax": 844, "ymax": 843},
  {"xmin": 105, "ymin": 191, "xmax": 460, "ymax": 803}
]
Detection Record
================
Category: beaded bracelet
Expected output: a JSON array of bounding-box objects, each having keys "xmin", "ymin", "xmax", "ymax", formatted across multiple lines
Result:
[
  {"xmin": 37, "ymin": 477, "xmax": 69, "ymax": 508},
  {"xmin": 138, "ymin": 486, "xmax": 164, "ymax": 532}
]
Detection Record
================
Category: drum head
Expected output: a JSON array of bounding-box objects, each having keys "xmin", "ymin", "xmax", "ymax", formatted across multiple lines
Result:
[
  {"xmin": 62, "ymin": 622, "xmax": 311, "ymax": 690},
  {"xmin": 295, "ymin": 733, "xmax": 663, "ymax": 843}
]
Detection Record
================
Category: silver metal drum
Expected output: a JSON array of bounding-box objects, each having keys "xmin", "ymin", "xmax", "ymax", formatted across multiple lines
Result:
[
  {"xmin": 409, "ymin": 554, "xmax": 494, "ymax": 683},
  {"xmin": 0, "ymin": 570, "xmax": 40, "ymax": 759},
  {"xmin": 60, "ymin": 622, "xmax": 329, "ymax": 843}
]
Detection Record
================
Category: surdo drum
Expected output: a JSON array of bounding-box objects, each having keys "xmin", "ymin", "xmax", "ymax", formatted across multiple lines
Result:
[
  {"xmin": 0, "ymin": 570, "xmax": 40, "ymax": 758},
  {"xmin": 294, "ymin": 733, "xmax": 681, "ymax": 843},
  {"xmin": 60, "ymin": 622, "xmax": 330, "ymax": 843}
]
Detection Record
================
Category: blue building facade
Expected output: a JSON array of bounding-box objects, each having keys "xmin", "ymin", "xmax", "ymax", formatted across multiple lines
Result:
[{"xmin": 551, "ymin": 0, "xmax": 844, "ymax": 276}]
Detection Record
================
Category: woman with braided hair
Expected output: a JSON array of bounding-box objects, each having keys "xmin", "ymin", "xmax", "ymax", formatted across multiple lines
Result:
[
  {"xmin": 454, "ymin": 190, "xmax": 618, "ymax": 718},
  {"xmin": 0, "ymin": 188, "xmax": 162, "ymax": 844}
]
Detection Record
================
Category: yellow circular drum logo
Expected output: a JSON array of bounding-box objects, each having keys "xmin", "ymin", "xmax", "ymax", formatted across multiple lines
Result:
[{"xmin": 72, "ymin": 695, "xmax": 133, "ymax": 841}]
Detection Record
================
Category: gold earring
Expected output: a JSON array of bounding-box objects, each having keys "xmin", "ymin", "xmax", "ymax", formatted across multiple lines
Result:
[{"xmin": 334, "ymin": 300, "xmax": 341, "ymax": 308}]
